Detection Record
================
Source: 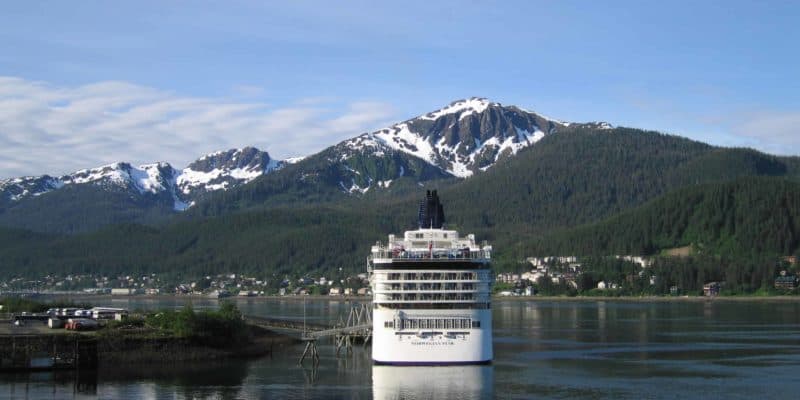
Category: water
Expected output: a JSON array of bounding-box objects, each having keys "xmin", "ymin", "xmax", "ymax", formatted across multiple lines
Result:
[{"xmin": 3, "ymin": 298, "xmax": 800, "ymax": 399}]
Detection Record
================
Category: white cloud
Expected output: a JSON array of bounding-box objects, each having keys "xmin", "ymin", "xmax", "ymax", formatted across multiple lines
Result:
[
  {"xmin": 0, "ymin": 77, "xmax": 397, "ymax": 179},
  {"xmin": 728, "ymin": 111, "xmax": 800, "ymax": 156}
]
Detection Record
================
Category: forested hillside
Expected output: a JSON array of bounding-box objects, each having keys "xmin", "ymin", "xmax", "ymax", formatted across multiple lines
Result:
[
  {"xmin": 1, "ymin": 128, "xmax": 799, "ymax": 279},
  {"xmin": 534, "ymin": 177, "xmax": 800, "ymax": 257},
  {"xmin": 429, "ymin": 127, "xmax": 799, "ymax": 247},
  {"xmin": 0, "ymin": 185, "xmax": 178, "ymax": 234}
]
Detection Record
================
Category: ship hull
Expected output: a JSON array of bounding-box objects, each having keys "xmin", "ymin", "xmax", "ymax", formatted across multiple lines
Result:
[{"xmin": 372, "ymin": 308, "xmax": 493, "ymax": 364}]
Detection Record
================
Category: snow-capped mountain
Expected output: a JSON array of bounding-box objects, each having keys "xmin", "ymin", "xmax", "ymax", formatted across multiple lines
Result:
[
  {"xmin": 0, "ymin": 98, "xmax": 615, "ymax": 233},
  {"xmin": 317, "ymin": 97, "xmax": 612, "ymax": 194},
  {"xmin": 0, "ymin": 147, "xmax": 283, "ymax": 211},
  {"xmin": 176, "ymin": 147, "xmax": 284, "ymax": 207},
  {"xmin": 340, "ymin": 97, "xmax": 585, "ymax": 178}
]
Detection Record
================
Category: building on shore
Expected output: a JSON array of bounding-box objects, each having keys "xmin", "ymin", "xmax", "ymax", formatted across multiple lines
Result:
[
  {"xmin": 703, "ymin": 282, "xmax": 722, "ymax": 296},
  {"xmin": 774, "ymin": 272, "xmax": 799, "ymax": 290}
]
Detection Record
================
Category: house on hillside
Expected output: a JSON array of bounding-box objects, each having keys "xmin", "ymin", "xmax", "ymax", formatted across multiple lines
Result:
[
  {"xmin": 703, "ymin": 282, "xmax": 722, "ymax": 296},
  {"xmin": 775, "ymin": 271, "xmax": 799, "ymax": 290}
]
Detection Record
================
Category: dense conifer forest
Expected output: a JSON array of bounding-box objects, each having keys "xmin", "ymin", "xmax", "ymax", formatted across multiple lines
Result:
[{"xmin": 1, "ymin": 127, "xmax": 799, "ymax": 292}]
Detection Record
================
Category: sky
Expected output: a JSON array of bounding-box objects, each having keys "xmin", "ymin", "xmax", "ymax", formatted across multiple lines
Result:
[{"xmin": 1, "ymin": 0, "xmax": 798, "ymax": 178}]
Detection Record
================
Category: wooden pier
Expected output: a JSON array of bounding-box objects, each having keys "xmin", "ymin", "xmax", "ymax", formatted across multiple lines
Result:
[
  {"xmin": 245, "ymin": 303, "xmax": 372, "ymax": 366},
  {"xmin": 299, "ymin": 303, "xmax": 372, "ymax": 366}
]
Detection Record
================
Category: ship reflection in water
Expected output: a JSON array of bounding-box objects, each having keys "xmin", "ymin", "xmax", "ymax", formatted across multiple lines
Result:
[{"xmin": 372, "ymin": 365, "xmax": 494, "ymax": 400}]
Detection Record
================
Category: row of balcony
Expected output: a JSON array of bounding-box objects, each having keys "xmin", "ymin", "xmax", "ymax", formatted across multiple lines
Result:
[
  {"xmin": 377, "ymin": 272, "xmax": 488, "ymax": 281},
  {"xmin": 376, "ymin": 282, "xmax": 484, "ymax": 291},
  {"xmin": 374, "ymin": 293, "xmax": 490, "ymax": 302}
]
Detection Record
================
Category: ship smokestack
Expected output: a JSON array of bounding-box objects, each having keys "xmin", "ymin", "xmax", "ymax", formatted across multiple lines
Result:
[{"xmin": 418, "ymin": 190, "xmax": 445, "ymax": 229}]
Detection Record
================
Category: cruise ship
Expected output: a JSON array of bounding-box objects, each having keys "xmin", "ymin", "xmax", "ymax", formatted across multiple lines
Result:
[{"xmin": 368, "ymin": 190, "xmax": 493, "ymax": 365}]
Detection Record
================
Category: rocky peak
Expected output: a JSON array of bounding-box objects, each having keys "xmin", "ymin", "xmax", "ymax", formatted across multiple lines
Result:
[
  {"xmin": 186, "ymin": 147, "xmax": 274, "ymax": 173},
  {"xmin": 343, "ymin": 97, "xmax": 569, "ymax": 177},
  {"xmin": 176, "ymin": 147, "xmax": 283, "ymax": 200}
]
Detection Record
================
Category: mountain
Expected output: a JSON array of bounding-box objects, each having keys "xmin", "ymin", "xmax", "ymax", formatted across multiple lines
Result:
[
  {"xmin": 0, "ymin": 147, "xmax": 283, "ymax": 232},
  {"xmin": 337, "ymin": 97, "xmax": 615, "ymax": 179},
  {"xmin": 0, "ymin": 98, "xmax": 617, "ymax": 231},
  {"xmin": 175, "ymin": 147, "xmax": 284, "ymax": 206},
  {"xmin": 3, "ymin": 97, "xmax": 800, "ymax": 281},
  {"xmin": 188, "ymin": 98, "xmax": 615, "ymax": 216},
  {"xmin": 3, "ymin": 127, "xmax": 800, "ymax": 281}
]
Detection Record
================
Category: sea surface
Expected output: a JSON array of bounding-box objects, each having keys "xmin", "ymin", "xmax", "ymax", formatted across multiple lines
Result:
[{"xmin": 2, "ymin": 297, "xmax": 800, "ymax": 399}]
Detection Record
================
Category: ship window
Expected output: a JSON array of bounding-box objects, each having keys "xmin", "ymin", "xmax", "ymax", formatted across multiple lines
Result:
[
  {"xmin": 443, "ymin": 233, "xmax": 448, "ymax": 238},
  {"xmin": 384, "ymin": 321, "xmax": 394, "ymax": 328},
  {"xmin": 472, "ymin": 321, "xmax": 480, "ymax": 328},
  {"xmin": 415, "ymin": 233, "xmax": 423, "ymax": 239}
]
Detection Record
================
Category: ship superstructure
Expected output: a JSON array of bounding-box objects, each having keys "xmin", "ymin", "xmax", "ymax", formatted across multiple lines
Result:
[{"xmin": 368, "ymin": 190, "xmax": 493, "ymax": 365}]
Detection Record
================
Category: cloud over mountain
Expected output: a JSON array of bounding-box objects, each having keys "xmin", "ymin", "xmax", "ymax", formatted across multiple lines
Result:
[{"xmin": 0, "ymin": 76, "xmax": 397, "ymax": 178}]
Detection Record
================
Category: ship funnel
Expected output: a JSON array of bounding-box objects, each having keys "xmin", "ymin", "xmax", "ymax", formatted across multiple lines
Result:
[{"xmin": 418, "ymin": 190, "xmax": 446, "ymax": 229}]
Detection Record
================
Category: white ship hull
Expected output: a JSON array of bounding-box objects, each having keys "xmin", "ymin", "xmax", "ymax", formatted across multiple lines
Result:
[
  {"xmin": 372, "ymin": 308, "xmax": 492, "ymax": 365},
  {"xmin": 368, "ymin": 190, "xmax": 493, "ymax": 365}
]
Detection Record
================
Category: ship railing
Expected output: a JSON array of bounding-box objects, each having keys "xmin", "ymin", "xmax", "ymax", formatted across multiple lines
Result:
[
  {"xmin": 374, "ymin": 287, "xmax": 487, "ymax": 293},
  {"xmin": 377, "ymin": 276, "xmax": 484, "ymax": 281},
  {"xmin": 370, "ymin": 248, "xmax": 491, "ymax": 261},
  {"xmin": 373, "ymin": 294, "xmax": 490, "ymax": 302}
]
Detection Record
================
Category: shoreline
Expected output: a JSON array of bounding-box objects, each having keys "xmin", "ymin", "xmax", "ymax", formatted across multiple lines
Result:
[
  {"xmin": 27, "ymin": 293, "xmax": 800, "ymax": 303},
  {"xmin": 494, "ymin": 295, "xmax": 800, "ymax": 302}
]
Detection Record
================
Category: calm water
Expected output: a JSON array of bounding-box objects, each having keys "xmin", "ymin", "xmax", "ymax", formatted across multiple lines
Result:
[{"xmin": 3, "ymin": 298, "xmax": 800, "ymax": 399}]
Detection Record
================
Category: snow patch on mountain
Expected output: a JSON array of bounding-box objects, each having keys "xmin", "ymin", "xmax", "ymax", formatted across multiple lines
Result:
[
  {"xmin": 65, "ymin": 163, "xmax": 129, "ymax": 186},
  {"xmin": 284, "ymin": 156, "xmax": 306, "ymax": 164},
  {"xmin": 340, "ymin": 179, "xmax": 370, "ymax": 194},
  {"xmin": 131, "ymin": 163, "xmax": 171, "ymax": 194},
  {"xmin": 176, "ymin": 160, "xmax": 278, "ymax": 193},
  {"xmin": 419, "ymin": 97, "xmax": 496, "ymax": 121},
  {"xmin": 373, "ymin": 123, "xmax": 437, "ymax": 165}
]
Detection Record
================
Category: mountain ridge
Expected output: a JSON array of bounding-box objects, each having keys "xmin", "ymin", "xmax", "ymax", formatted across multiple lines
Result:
[
  {"xmin": 0, "ymin": 146, "xmax": 284, "ymax": 211},
  {"xmin": 1, "ymin": 127, "xmax": 800, "ymax": 279}
]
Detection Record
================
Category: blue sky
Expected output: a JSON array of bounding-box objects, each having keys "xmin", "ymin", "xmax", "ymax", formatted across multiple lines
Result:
[{"xmin": 1, "ymin": 1, "xmax": 798, "ymax": 178}]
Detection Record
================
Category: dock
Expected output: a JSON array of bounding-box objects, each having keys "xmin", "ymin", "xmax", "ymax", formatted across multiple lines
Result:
[{"xmin": 245, "ymin": 303, "xmax": 372, "ymax": 366}]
